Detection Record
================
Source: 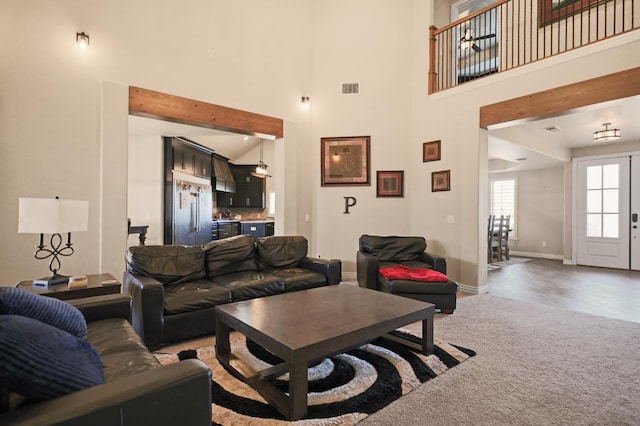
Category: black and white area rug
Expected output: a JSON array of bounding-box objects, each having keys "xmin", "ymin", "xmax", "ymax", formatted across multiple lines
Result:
[{"xmin": 154, "ymin": 331, "xmax": 475, "ymax": 425}]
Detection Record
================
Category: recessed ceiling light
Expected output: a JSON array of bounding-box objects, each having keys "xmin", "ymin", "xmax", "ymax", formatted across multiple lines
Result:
[{"xmin": 544, "ymin": 126, "xmax": 560, "ymax": 132}]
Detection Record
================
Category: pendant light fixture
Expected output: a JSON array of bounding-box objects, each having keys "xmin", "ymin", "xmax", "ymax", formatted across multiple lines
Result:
[
  {"xmin": 593, "ymin": 123, "xmax": 621, "ymax": 142},
  {"xmin": 251, "ymin": 140, "xmax": 271, "ymax": 179}
]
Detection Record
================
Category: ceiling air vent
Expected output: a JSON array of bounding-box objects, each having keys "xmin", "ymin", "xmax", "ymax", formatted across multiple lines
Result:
[{"xmin": 341, "ymin": 82, "xmax": 360, "ymax": 95}]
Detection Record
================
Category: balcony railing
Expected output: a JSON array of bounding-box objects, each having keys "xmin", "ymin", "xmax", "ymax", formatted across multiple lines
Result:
[{"xmin": 429, "ymin": 0, "xmax": 639, "ymax": 93}]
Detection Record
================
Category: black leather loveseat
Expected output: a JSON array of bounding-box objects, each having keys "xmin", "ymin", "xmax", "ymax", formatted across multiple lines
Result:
[
  {"xmin": 124, "ymin": 235, "xmax": 342, "ymax": 349},
  {"xmin": 0, "ymin": 291, "xmax": 212, "ymax": 425}
]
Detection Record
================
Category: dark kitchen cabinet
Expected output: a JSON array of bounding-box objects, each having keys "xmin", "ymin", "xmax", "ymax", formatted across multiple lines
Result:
[
  {"xmin": 216, "ymin": 221, "xmax": 240, "ymax": 239},
  {"xmin": 172, "ymin": 143, "xmax": 194, "ymax": 174},
  {"xmin": 241, "ymin": 221, "xmax": 274, "ymax": 241},
  {"xmin": 230, "ymin": 164, "xmax": 266, "ymax": 208},
  {"xmin": 166, "ymin": 137, "xmax": 212, "ymax": 178},
  {"xmin": 211, "ymin": 221, "xmax": 219, "ymax": 240},
  {"xmin": 194, "ymin": 150, "xmax": 211, "ymax": 178}
]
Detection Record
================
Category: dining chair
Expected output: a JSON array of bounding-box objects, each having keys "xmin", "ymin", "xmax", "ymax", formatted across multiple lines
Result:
[
  {"xmin": 487, "ymin": 215, "xmax": 495, "ymax": 263},
  {"xmin": 499, "ymin": 215, "xmax": 511, "ymax": 260},
  {"xmin": 489, "ymin": 215, "xmax": 505, "ymax": 262}
]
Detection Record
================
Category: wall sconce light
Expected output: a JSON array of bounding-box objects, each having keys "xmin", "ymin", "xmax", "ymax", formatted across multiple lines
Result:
[
  {"xmin": 76, "ymin": 32, "xmax": 90, "ymax": 51},
  {"xmin": 593, "ymin": 123, "xmax": 621, "ymax": 142},
  {"xmin": 301, "ymin": 96, "xmax": 310, "ymax": 109},
  {"xmin": 18, "ymin": 197, "xmax": 89, "ymax": 286}
]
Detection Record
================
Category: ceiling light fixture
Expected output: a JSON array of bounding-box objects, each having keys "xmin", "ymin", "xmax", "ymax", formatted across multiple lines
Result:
[
  {"xmin": 251, "ymin": 140, "xmax": 271, "ymax": 179},
  {"xmin": 593, "ymin": 123, "xmax": 621, "ymax": 142},
  {"xmin": 76, "ymin": 32, "xmax": 90, "ymax": 51}
]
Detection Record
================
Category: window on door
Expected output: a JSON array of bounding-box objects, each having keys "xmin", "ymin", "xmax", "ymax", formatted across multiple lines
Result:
[
  {"xmin": 490, "ymin": 178, "xmax": 517, "ymax": 238},
  {"xmin": 586, "ymin": 164, "xmax": 620, "ymax": 238}
]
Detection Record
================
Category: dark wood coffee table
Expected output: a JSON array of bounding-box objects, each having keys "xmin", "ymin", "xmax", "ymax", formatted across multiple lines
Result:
[{"xmin": 215, "ymin": 284, "xmax": 434, "ymax": 420}]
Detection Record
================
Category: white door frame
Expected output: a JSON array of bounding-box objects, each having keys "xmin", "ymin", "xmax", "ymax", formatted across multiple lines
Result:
[
  {"xmin": 631, "ymin": 154, "xmax": 640, "ymax": 271},
  {"xmin": 572, "ymin": 151, "xmax": 640, "ymax": 268}
]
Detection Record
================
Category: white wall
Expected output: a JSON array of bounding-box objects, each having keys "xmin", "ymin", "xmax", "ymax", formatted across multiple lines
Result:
[
  {"xmin": 309, "ymin": 2, "xmax": 415, "ymax": 274},
  {"xmin": 0, "ymin": 0, "xmax": 313, "ymax": 284},
  {"xmin": 127, "ymin": 135, "xmax": 164, "ymax": 247},
  {"xmin": 493, "ymin": 167, "xmax": 565, "ymax": 258},
  {"xmin": 1, "ymin": 0, "xmax": 639, "ymax": 288}
]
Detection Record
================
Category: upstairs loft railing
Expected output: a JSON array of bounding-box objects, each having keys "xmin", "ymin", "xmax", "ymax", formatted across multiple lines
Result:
[{"xmin": 429, "ymin": 0, "xmax": 639, "ymax": 93}]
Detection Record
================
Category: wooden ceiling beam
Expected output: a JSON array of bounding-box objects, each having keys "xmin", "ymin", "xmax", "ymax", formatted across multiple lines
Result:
[
  {"xmin": 480, "ymin": 66, "xmax": 640, "ymax": 129},
  {"xmin": 128, "ymin": 86, "xmax": 284, "ymax": 139}
]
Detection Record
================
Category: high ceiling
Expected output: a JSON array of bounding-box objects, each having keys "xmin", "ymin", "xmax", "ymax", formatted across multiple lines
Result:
[
  {"xmin": 128, "ymin": 115, "xmax": 262, "ymax": 161},
  {"xmin": 488, "ymin": 95, "xmax": 640, "ymax": 173}
]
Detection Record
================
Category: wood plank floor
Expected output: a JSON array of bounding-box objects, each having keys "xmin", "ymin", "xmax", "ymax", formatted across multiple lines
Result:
[{"xmin": 485, "ymin": 257, "xmax": 640, "ymax": 324}]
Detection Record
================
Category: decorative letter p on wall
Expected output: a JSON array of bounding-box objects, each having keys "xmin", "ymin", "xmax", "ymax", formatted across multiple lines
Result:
[{"xmin": 343, "ymin": 197, "xmax": 357, "ymax": 214}]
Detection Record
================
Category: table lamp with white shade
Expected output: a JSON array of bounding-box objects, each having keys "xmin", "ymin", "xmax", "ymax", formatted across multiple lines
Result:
[{"xmin": 18, "ymin": 197, "xmax": 89, "ymax": 286}]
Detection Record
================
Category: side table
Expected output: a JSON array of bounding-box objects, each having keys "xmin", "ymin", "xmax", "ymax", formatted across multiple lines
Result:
[{"xmin": 16, "ymin": 273, "xmax": 122, "ymax": 301}]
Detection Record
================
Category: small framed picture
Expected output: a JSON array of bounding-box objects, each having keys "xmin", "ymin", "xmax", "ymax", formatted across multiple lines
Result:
[
  {"xmin": 422, "ymin": 140, "xmax": 441, "ymax": 162},
  {"xmin": 431, "ymin": 170, "xmax": 450, "ymax": 192},
  {"xmin": 376, "ymin": 170, "xmax": 404, "ymax": 197}
]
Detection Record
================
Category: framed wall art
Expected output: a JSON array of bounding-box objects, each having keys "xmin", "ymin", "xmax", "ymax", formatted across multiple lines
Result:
[
  {"xmin": 422, "ymin": 140, "xmax": 441, "ymax": 162},
  {"xmin": 431, "ymin": 170, "xmax": 451, "ymax": 192},
  {"xmin": 321, "ymin": 136, "xmax": 371, "ymax": 186},
  {"xmin": 376, "ymin": 170, "xmax": 404, "ymax": 197},
  {"xmin": 539, "ymin": 0, "xmax": 599, "ymax": 26}
]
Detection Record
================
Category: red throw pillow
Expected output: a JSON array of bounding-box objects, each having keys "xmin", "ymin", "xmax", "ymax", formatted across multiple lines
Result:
[{"xmin": 379, "ymin": 265, "xmax": 449, "ymax": 282}]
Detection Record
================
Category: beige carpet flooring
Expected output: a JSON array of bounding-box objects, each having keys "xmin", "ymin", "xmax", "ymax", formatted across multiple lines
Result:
[{"xmin": 360, "ymin": 294, "xmax": 640, "ymax": 425}]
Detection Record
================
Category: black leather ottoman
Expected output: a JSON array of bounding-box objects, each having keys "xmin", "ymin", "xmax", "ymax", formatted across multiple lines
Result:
[{"xmin": 378, "ymin": 275, "xmax": 458, "ymax": 313}]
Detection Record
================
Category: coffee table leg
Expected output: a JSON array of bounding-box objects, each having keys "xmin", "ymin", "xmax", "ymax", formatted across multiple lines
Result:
[
  {"xmin": 422, "ymin": 316, "xmax": 434, "ymax": 355},
  {"xmin": 288, "ymin": 358, "xmax": 309, "ymax": 420},
  {"xmin": 215, "ymin": 319, "xmax": 231, "ymax": 356}
]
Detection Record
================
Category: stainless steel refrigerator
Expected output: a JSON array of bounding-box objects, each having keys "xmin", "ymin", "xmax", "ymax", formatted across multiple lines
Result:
[{"xmin": 170, "ymin": 173, "xmax": 212, "ymax": 246}]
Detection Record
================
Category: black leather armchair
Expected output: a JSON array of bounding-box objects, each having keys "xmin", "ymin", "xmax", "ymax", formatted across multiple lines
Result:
[{"xmin": 357, "ymin": 234, "xmax": 457, "ymax": 313}]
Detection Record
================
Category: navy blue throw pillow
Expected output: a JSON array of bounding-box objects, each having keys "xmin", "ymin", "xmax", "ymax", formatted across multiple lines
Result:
[
  {"xmin": 0, "ymin": 287, "xmax": 87, "ymax": 339},
  {"xmin": 0, "ymin": 315, "xmax": 104, "ymax": 401}
]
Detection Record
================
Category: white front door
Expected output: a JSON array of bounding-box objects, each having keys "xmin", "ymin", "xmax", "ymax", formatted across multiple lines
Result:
[
  {"xmin": 576, "ymin": 156, "xmax": 630, "ymax": 269},
  {"xmin": 631, "ymin": 155, "xmax": 640, "ymax": 271}
]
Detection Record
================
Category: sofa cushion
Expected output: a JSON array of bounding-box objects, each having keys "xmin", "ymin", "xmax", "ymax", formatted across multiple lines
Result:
[
  {"xmin": 255, "ymin": 236, "xmax": 308, "ymax": 270},
  {"xmin": 0, "ymin": 287, "xmax": 87, "ymax": 339},
  {"xmin": 126, "ymin": 245, "xmax": 205, "ymax": 285},
  {"xmin": 204, "ymin": 235, "xmax": 257, "ymax": 279},
  {"xmin": 212, "ymin": 271, "xmax": 285, "ymax": 301},
  {"xmin": 163, "ymin": 280, "xmax": 232, "ymax": 315},
  {"xmin": 0, "ymin": 315, "xmax": 104, "ymax": 401},
  {"xmin": 359, "ymin": 235, "xmax": 427, "ymax": 262},
  {"xmin": 267, "ymin": 267, "xmax": 327, "ymax": 292},
  {"xmin": 87, "ymin": 318, "xmax": 160, "ymax": 382}
]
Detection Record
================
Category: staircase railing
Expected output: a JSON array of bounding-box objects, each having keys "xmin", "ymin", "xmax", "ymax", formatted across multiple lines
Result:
[{"xmin": 429, "ymin": 0, "xmax": 639, "ymax": 93}]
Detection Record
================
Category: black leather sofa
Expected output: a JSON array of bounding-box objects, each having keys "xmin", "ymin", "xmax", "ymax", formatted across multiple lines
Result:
[
  {"xmin": 356, "ymin": 234, "xmax": 458, "ymax": 313},
  {"xmin": 124, "ymin": 235, "xmax": 342, "ymax": 349},
  {"xmin": 0, "ymin": 293, "xmax": 212, "ymax": 425}
]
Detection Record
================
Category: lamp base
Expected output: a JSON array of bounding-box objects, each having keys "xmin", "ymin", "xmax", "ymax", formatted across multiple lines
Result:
[{"xmin": 33, "ymin": 273, "xmax": 70, "ymax": 287}]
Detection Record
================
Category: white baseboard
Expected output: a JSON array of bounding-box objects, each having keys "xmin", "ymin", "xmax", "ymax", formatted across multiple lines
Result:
[
  {"xmin": 458, "ymin": 283, "xmax": 489, "ymax": 294},
  {"xmin": 509, "ymin": 250, "xmax": 564, "ymax": 260},
  {"xmin": 341, "ymin": 271, "xmax": 357, "ymax": 281}
]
